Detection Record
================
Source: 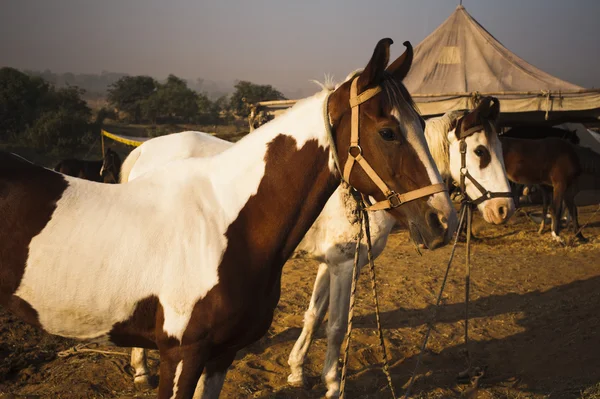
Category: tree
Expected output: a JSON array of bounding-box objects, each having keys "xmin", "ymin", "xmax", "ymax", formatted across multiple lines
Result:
[
  {"xmin": 0, "ymin": 67, "xmax": 50, "ymax": 139},
  {"xmin": 25, "ymin": 85, "xmax": 92, "ymax": 152},
  {"xmin": 107, "ymin": 75, "xmax": 157, "ymax": 123},
  {"xmin": 141, "ymin": 75, "xmax": 199, "ymax": 124},
  {"xmin": 229, "ymin": 81, "xmax": 286, "ymax": 117},
  {"xmin": 157, "ymin": 74, "xmax": 198, "ymax": 122}
]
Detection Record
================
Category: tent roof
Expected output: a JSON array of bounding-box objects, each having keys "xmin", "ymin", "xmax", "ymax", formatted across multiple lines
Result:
[
  {"xmin": 402, "ymin": 5, "xmax": 600, "ymax": 123},
  {"xmin": 404, "ymin": 5, "xmax": 583, "ymax": 95}
]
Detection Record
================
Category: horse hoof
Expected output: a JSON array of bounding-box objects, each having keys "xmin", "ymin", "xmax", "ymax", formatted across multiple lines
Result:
[
  {"xmin": 134, "ymin": 375, "xmax": 154, "ymax": 390},
  {"xmin": 551, "ymin": 235, "xmax": 565, "ymax": 246},
  {"xmin": 287, "ymin": 373, "xmax": 309, "ymax": 389},
  {"xmin": 576, "ymin": 235, "xmax": 589, "ymax": 243}
]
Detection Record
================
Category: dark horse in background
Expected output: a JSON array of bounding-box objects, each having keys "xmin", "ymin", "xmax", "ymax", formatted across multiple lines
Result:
[
  {"xmin": 501, "ymin": 126, "xmax": 580, "ymax": 234},
  {"xmin": 502, "ymin": 126, "xmax": 580, "ymax": 144},
  {"xmin": 501, "ymin": 135, "xmax": 600, "ymax": 244},
  {"xmin": 54, "ymin": 148, "xmax": 122, "ymax": 183}
]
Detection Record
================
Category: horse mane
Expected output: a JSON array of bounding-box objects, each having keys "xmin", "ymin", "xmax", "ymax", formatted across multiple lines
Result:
[{"xmin": 423, "ymin": 111, "xmax": 463, "ymax": 178}]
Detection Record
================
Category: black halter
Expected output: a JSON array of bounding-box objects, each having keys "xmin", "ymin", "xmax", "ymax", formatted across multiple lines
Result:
[{"xmin": 456, "ymin": 118, "xmax": 513, "ymax": 206}]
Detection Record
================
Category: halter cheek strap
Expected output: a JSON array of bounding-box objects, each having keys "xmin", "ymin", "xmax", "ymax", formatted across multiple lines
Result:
[{"xmin": 337, "ymin": 77, "xmax": 446, "ymax": 211}]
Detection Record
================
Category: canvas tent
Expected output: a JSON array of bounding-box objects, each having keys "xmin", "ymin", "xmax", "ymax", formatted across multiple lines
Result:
[
  {"xmin": 403, "ymin": 5, "xmax": 600, "ymax": 126},
  {"xmin": 252, "ymin": 5, "xmax": 600, "ymax": 128}
]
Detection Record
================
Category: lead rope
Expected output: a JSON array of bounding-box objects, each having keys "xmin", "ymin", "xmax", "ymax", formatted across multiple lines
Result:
[
  {"xmin": 403, "ymin": 204, "xmax": 468, "ymax": 398},
  {"xmin": 363, "ymin": 201, "xmax": 398, "ymax": 399},
  {"xmin": 339, "ymin": 193, "xmax": 398, "ymax": 399}
]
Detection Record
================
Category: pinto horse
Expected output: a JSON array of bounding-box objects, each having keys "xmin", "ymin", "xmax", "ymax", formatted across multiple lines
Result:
[
  {"xmin": 54, "ymin": 148, "xmax": 122, "ymax": 183},
  {"xmin": 501, "ymin": 136, "xmax": 600, "ymax": 243},
  {"xmin": 122, "ymin": 98, "xmax": 513, "ymax": 397},
  {"xmin": 0, "ymin": 39, "xmax": 457, "ymax": 399}
]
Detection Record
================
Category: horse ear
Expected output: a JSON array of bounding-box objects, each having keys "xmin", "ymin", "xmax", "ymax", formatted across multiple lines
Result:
[
  {"xmin": 477, "ymin": 96, "xmax": 500, "ymax": 122},
  {"xmin": 357, "ymin": 38, "xmax": 393, "ymax": 90},
  {"xmin": 447, "ymin": 110, "xmax": 464, "ymax": 131},
  {"xmin": 386, "ymin": 41, "xmax": 413, "ymax": 81}
]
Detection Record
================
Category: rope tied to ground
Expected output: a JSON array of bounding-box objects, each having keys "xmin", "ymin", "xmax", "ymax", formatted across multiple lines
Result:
[{"xmin": 57, "ymin": 343, "xmax": 131, "ymax": 358}]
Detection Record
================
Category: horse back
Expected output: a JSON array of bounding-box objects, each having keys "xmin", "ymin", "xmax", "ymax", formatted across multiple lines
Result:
[{"xmin": 500, "ymin": 137, "xmax": 580, "ymax": 185}]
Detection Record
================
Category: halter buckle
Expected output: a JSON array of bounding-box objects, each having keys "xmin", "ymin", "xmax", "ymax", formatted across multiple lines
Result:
[
  {"xmin": 348, "ymin": 145, "xmax": 362, "ymax": 158},
  {"xmin": 387, "ymin": 192, "xmax": 403, "ymax": 208}
]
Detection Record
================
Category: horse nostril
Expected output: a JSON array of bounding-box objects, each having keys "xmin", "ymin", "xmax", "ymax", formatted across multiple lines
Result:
[
  {"xmin": 498, "ymin": 206, "xmax": 506, "ymax": 218},
  {"xmin": 427, "ymin": 210, "xmax": 445, "ymax": 231}
]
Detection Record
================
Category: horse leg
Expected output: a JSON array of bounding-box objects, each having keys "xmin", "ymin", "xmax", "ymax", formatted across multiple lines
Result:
[
  {"xmin": 157, "ymin": 340, "xmax": 209, "ymax": 399},
  {"xmin": 564, "ymin": 189, "xmax": 586, "ymax": 243},
  {"xmin": 193, "ymin": 352, "xmax": 236, "ymax": 399},
  {"xmin": 538, "ymin": 186, "xmax": 550, "ymax": 234},
  {"xmin": 322, "ymin": 259, "xmax": 356, "ymax": 398},
  {"xmin": 288, "ymin": 262, "xmax": 331, "ymax": 388},
  {"xmin": 131, "ymin": 347, "xmax": 153, "ymax": 389},
  {"xmin": 550, "ymin": 185, "xmax": 566, "ymax": 245}
]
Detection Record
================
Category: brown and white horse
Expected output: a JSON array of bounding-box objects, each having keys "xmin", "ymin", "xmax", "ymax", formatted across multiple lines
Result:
[
  {"xmin": 0, "ymin": 39, "xmax": 456, "ymax": 399},
  {"xmin": 122, "ymin": 99, "xmax": 513, "ymax": 397}
]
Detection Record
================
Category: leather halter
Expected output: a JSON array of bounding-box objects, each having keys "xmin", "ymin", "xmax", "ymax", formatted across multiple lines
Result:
[
  {"xmin": 456, "ymin": 118, "xmax": 512, "ymax": 206},
  {"xmin": 330, "ymin": 77, "xmax": 446, "ymax": 211}
]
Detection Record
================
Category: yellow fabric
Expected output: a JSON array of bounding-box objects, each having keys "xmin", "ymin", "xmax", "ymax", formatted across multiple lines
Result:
[{"xmin": 101, "ymin": 130, "xmax": 148, "ymax": 147}]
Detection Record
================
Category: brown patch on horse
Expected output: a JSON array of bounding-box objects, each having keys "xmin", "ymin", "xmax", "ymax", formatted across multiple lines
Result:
[
  {"xmin": 181, "ymin": 134, "xmax": 337, "ymax": 355},
  {"xmin": 109, "ymin": 296, "xmax": 160, "ymax": 349},
  {"xmin": 0, "ymin": 152, "xmax": 69, "ymax": 323},
  {"xmin": 475, "ymin": 145, "xmax": 492, "ymax": 169}
]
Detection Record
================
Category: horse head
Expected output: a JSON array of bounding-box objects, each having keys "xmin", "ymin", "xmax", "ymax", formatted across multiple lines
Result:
[
  {"xmin": 449, "ymin": 97, "xmax": 515, "ymax": 224},
  {"xmin": 100, "ymin": 148, "xmax": 122, "ymax": 184},
  {"xmin": 327, "ymin": 39, "xmax": 457, "ymax": 249}
]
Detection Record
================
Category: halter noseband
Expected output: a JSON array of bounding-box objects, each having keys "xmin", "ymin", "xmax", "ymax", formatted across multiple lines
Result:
[
  {"xmin": 456, "ymin": 118, "xmax": 512, "ymax": 206},
  {"xmin": 328, "ymin": 77, "xmax": 446, "ymax": 211}
]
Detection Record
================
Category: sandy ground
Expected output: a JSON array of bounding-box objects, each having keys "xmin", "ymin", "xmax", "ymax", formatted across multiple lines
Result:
[{"xmin": 1, "ymin": 205, "xmax": 599, "ymax": 399}]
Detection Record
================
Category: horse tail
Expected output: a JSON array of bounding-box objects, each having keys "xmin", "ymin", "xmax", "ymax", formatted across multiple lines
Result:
[
  {"xmin": 119, "ymin": 146, "xmax": 142, "ymax": 183},
  {"xmin": 575, "ymin": 146, "xmax": 600, "ymax": 176}
]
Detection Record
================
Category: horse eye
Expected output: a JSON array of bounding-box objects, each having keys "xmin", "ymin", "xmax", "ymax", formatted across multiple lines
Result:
[
  {"xmin": 474, "ymin": 148, "xmax": 484, "ymax": 157},
  {"xmin": 379, "ymin": 128, "xmax": 396, "ymax": 141}
]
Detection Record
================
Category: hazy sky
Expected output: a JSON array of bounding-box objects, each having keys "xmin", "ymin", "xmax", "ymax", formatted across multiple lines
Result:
[{"xmin": 1, "ymin": 0, "xmax": 599, "ymax": 96}]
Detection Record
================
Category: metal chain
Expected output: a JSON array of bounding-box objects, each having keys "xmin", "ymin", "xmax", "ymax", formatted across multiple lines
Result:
[
  {"xmin": 339, "ymin": 208, "xmax": 364, "ymax": 399},
  {"xmin": 464, "ymin": 204, "xmax": 473, "ymax": 368},
  {"xmin": 363, "ymin": 204, "xmax": 398, "ymax": 399}
]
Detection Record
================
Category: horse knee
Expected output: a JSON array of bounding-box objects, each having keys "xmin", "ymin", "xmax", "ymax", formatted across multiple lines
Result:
[{"xmin": 327, "ymin": 321, "xmax": 346, "ymax": 346}]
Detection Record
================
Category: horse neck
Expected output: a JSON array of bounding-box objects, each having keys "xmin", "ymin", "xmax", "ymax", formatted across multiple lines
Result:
[
  {"xmin": 204, "ymin": 90, "xmax": 340, "ymax": 269},
  {"xmin": 424, "ymin": 115, "xmax": 452, "ymax": 178}
]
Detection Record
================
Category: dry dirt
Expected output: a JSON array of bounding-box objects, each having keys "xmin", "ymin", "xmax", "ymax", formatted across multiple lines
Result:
[{"xmin": 1, "ymin": 205, "xmax": 599, "ymax": 399}]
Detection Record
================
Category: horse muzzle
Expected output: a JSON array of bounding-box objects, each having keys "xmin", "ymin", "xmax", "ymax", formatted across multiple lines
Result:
[{"xmin": 481, "ymin": 197, "xmax": 515, "ymax": 224}]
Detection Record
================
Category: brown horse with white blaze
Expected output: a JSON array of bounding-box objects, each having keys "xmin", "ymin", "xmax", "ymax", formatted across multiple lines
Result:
[{"xmin": 0, "ymin": 39, "xmax": 455, "ymax": 399}]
